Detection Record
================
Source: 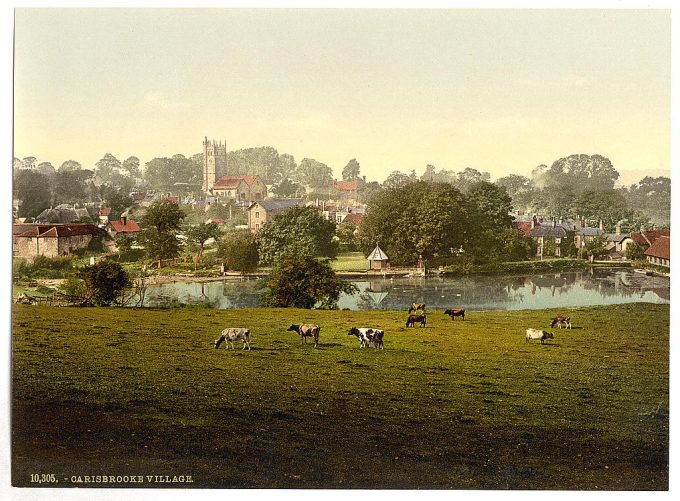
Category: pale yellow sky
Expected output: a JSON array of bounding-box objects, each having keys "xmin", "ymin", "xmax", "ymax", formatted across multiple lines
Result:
[{"xmin": 13, "ymin": 8, "xmax": 672, "ymax": 184}]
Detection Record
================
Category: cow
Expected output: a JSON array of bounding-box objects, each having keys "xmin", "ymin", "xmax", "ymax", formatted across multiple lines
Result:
[
  {"xmin": 525, "ymin": 328, "xmax": 554, "ymax": 345},
  {"xmin": 444, "ymin": 308, "xmax": 465, "ymax": 320},
  {"xmin": 348, "ymin": 327, "xmax": 384, "ymax": 349},
  {"xmin": 550, "ymin": 316, "xmax": 572, "ymax": 329},
  {"xmin": 214, "ymin": 328, "xmax": 251, "ymax": 350},
  {"xmin": 406, "ymin": 314, "xmax": 427, "ymax": 327},
  {"xmin": 408, "ymin": 303, "xmax": 426, "ymax": 314},
  {"xmin": 287, "ymin": 323, "xmax": 321, "ymax": 348}
]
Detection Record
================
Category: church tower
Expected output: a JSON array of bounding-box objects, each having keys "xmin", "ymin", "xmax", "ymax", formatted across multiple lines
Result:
[{"xmin": 202, "ymin": 137, "xmax": 227, "ymax": 193}]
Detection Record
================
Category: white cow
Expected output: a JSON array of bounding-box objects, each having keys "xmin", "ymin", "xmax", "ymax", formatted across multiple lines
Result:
[
  {"xmin": 525, "ymin": 328, "xmax": 554, "ymax": 345},
  {"xmin": 214, "ymin": 328, "xmax": 251, "ymax": 350},
  {"xmin": 348, "ymin": 327, "xmax": 384, "ymax": 349}
]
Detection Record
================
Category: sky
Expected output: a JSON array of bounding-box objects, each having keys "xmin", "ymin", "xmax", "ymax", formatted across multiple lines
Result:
[{"xmin": 11, "ymin": 7, "xmax": 674, "ymax": 186}]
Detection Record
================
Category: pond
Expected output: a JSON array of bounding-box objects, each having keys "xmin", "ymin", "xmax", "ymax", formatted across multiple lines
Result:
[{"xmin": 138, "ymin": 268, "xmax": 670, "ymax": 311}]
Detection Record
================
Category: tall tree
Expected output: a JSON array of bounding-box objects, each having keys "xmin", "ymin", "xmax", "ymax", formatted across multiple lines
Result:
[
  {"xmin": 271, "ymin": 178, "xmax": 306, "ymax": 198},
  {"xmin": 217, "ymin": 230, "xmax": 259, "ymax": 274},
  {"xmin": 342, "ymin": 158, "xmax": 361, "ymax": 180},
  {"xmin": 184, "ymin": 222, "xmax": 223, "ymax": 260},
  {"xmin": 495, "ymin": 174, "xmax": 532, "ymax": 198},
  {"xmin": 58, "ymin": 160, "xmax": 82, "ymax": 173},
  {"xmin": 382, "ymin": 170, "xmax": 412, "ymax": 190},
  {"xmin": 257, "ymin": 206, "xmax": 338, "ymax": 264},
  {"xmin": 465, "ymin": 181, "xmax": 513, "ymax": 232},
  {"xmin": 295, "ymin": 158, "xmax": 334, "ymax": 189},
  {"xmin": 95, "ymin": 153, "xmax": 122, "ymax": 183},
  {"xmin": 455, "ymin": 167, "xmax": 491, "ymax": 192},
  {"xmin": 122, "ymin": 156, "xmax": 141, "ymax": 177},
  {"xmin": 14, "ymin": 170, "xmax": 52, "ymax": 217},
  {"xmin": 544, "ymin": 154, "xmax": 619, "ymax": 192},
  {"xmin": 143, "ymin": 199, "xmax": 185, "ymax": 233}
]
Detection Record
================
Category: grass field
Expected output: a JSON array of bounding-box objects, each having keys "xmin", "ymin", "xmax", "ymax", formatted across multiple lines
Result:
[
  {"xmin": 11, "ymin": 303, "xmax": 668, "ymax": 489},
  {"xmin": 330, "ymin": 252, "xmax": 369, "ymax": 272}
]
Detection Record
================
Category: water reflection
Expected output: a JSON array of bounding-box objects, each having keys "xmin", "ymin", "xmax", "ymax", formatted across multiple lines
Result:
[{"xmin": 140, "ymin": 268, "xmax": 669, "ymax": 311}]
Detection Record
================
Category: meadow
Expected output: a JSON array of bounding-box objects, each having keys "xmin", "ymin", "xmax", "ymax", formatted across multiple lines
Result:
[{"xmin": 11, "ymin": 303, "xmax": 668, "ymax": 489}]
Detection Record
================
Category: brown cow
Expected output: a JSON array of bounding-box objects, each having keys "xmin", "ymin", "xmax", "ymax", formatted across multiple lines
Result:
[{"xmin": 444, "ymin": 308, "xmax": 465, "ymax": 320}]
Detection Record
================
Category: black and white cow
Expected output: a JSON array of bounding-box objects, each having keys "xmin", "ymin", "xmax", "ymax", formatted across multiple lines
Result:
[
  {"xmin": 214, "ymin": 328, "xmax": 251, "ymax": 350},
  {"xmin": 287, "ymin": 324, "xmax": 321, "ymax": 348},
  {"xmin": 348, "ymin": 327, "xmax": 384, "ymax": 349},
  {"xmin": 525, "ymin": 328, "xmax": 554, "ymax": 345}
]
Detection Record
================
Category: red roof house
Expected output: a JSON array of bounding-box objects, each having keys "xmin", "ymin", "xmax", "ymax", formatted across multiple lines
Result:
[{"xmin": 643, "ymin": 235, "xmax": 670, "ymax": 267}]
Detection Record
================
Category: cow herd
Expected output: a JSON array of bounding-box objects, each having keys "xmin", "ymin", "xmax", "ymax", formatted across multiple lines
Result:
[{"xmin": 213, "ymin": 304, "xmax": 573, "ymax": 352}]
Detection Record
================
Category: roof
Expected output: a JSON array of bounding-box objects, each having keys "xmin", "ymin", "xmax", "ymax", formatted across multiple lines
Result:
[
  {"xmin": 14, "ymin": 224, "xmax": 107, "ymax": 239},
  {"xmin": 131, "ymin": 192, "xmax": 146, "ymax": 201},
  {"xmin": 576, "ymin": 227, "xmax": 602, "ymax": 237},
  {"xmin": 528, "ymin": 225, "xmax": 567, "ymax": 238},
  {"xmin": 630, "ymin": 229, "xmax": 670, "ymax": 247},
  {"xmin": 644, "ymin": 235, "xmax": 670, "ymax": 260},
  {"xmin": 512, "ymin": 221, "xmax": 533, "ymax": 236},
  {"xmin": 250, "ymin": 199, "xmax": 304, "ymax": 212},
  {"xmin": 342, "ymin": 213, "xmax": 366, "ymax": 226},
  {"xmin": 602, "ymin": 233, "xmax": 631, "ymax": 243},
  {"xmin": 99, "ymin": 207, "xmax": 112, "ymax": 216},
  {"xmin": 367, "ymin": 245, "xmax": 389, "ymax": 261},
  {"xmin": 334, "ymin": 179, "xmax": 359, "ymax": 192},
  {"xmin": 108, "ymin": 219, "xmax": 142, "ymax": 233},
  {"xmin": 214, "ymin": 175, "xmax": 261, "ymax": 189}
]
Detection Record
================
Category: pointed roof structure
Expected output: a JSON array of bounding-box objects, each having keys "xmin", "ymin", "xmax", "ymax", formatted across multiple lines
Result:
[{"xmin": 367, "ymin": 245, "xmax": 389, "ymax": 261}]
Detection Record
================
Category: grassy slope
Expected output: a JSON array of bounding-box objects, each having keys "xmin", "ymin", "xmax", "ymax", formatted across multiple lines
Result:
[{"xmin": 12, "ymin": 303, "xmax": 668, "ymax": 489}]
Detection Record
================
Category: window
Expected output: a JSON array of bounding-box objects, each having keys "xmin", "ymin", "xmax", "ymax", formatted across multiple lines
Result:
[
  {"xmin": 255, "ymin": 211, "xmax": 260, "ymax": 219},
  {"xmin": 255, "ymin": 223, "xmax": 260, "ymax": 230}
]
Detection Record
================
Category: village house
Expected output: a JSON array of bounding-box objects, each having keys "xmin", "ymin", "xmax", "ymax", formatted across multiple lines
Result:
[
  {"xmin": 13, "ymin": 223, "xmax": 108, "ymax": 259},
  {"xmin": 98, "ymin": 207, "xmax": 112, "ymax": 225},
  {"xmin": 528, "ymin": 219, "xmax": 575, "ymax": 258},
  {"xmin": 247, "ymin": 199, "xmax": 304, "ymax": 232},
  {"xmin": 212, "ymin": 175, "xmax": 267, "ymax": 201},
  {"xmin": 106, "ymin": 216, "xmax": 142, "ymax": 240},
  {"xmin": 333, "ymin": 176, "xmax": 365, "ymax": 202},
  {"xmin": 643, "ymin": 235, "xmax": 670, "ymax": 267},
  {"xmin": 35, "ymin": 204, "xmax": 91, "ymax": 224},
  {"xmin": 629, "ymin": 228, "xmax": 670, "ymax": 251}
]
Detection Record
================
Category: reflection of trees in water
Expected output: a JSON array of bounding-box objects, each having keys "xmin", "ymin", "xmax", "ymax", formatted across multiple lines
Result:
[
  {"xmin": 528, "ymin": 273, "xmax": 575, "ymax": 297},
  {"xmin": 581, "ymin": 270, "xmax": 670, "ymax": 300}
]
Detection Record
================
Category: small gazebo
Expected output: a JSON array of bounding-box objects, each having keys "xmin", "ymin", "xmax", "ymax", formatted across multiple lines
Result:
[{"xmin": 367, "ymin": 245, "xmax": 390, "ymax": 270}]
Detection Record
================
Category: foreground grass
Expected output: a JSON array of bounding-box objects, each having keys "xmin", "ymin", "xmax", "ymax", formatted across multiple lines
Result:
[{"xmin": 12, "ymin": 303, "xmax": 668, "ymax": 489}]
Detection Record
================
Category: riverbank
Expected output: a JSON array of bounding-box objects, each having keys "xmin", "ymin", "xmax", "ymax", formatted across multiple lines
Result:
[{"xmin": 12, "ymin": 303, "xmax": 669, "ymax": 489}]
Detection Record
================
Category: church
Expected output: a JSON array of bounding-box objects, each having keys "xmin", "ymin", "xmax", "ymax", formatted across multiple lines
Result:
[{"xmin": 202, "ymin": 137, "xmax": 267, "ymax": 201}]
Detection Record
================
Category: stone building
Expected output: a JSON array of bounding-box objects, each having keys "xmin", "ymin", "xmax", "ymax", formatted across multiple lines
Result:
[
  {"xmin": 13, "ymin": 224, "xmax": 107, "ymax": 259},
  {"xmin": 212, "ymin": 175, "xmax": 267, "ymax": 201},
  {"xmin": 247, "ymin": 199, "xmax": 304, "ymax": 232},
  {"xmin": 202, "ymin": 137, "xmax": 228, "ymax": 193}
]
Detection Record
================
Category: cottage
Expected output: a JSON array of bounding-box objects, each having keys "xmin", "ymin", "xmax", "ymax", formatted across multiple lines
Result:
[
  {"xmin": 644, "ymin": 235, "xmax": 670, "ymax": 267},
  {"xmin": 13, "ymin": 224, "xmax": 108, "ymax": 259},
  {"xmin": 35, "ymin": 205, "xmax": 91, "ymax": 224},
  {"xmin": 528, "ymin": 223, "xmax": 569, "ymax": 258},
  {"xmin": 247, "ymin": 199, "xmax": 304, "ymax": 232},
  {"xmin": 106, "ymin": 217, "xmax": 142, "ymax": 240},
  {"xmin": 212, "ymin": 175, "xmax": 267, "ymax": 201},
  {"xmin": 98, "ymin": 207, "xmax": 112, "ymax": 225},
  {"xmin": 630, "ymin": 229, "xmax": 670, "ymax": 250}
]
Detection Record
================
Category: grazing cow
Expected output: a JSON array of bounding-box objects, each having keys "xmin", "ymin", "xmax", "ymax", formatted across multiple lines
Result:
[
  {"xmin": 348, "ymin": 327, "xmax": 385, "ymax": 349},
  {"xmin": 287, "ymin": 323, "xmax": 321, "ymax": 348},
  {"xmin": 525, "ymin": 328, "xmax": 554, "ymax": 345},
  {"xmin": 550, "ymin": 316, "xmax": 572, "ymax": 329},
  {"xmin": 408, "ymin": 303, "xmax": 426, "ymax": 314},
  {"xmin": 214, "ymin": 328, "xmax": 251, "ymax": 350},
  {"xmin": 406, "ymin": 314, "xmax": 427, "ymax": 327},
  {"xmin": 444, "ymin": 308, "xmax": 465, "ymax": 320}
]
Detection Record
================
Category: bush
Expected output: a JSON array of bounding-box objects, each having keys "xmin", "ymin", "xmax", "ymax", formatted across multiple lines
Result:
[{"xmin": 80, "ymin": 260, "xmax": 132, "ymax": 306}]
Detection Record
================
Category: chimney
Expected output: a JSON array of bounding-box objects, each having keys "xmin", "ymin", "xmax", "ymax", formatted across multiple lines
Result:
[
  {"xmin": 362, "ymin": 175, "xmax": 366, "ymax": 182},
  {"xmin": 615, "ymin": 222, "xmax": 621, "ymax": 235},
  {"xmin": 122, "ymin": 216, "xmax": 127, "ymax": 226},
  {"xmin": 531, "ymin": 215, "xmax": 537, "ymax": 229},
  {"xmin": 552, "ymin": 219, "xmax": 556, "ymax": 228},
  {"xmin": 599, "ymin": 219, "xmax": 604, "ymax": 231}
]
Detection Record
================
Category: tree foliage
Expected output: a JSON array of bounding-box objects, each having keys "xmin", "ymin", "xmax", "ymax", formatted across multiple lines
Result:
[
  {"xmin": 217, "ymin": 230, "xmax": 259, "ymax": 274},
  {"xmin": 342, "ymin": 158, "xmax": 361, "ymax": 181},
  {"xmin": 184, "ymin": 222, "xmax": 223, "ymax": 258},
  {"xmin": 257, "ymin": 206, "xmax": 338, "ymax": 264},
  {"xmin": 144, "ymin": 154, "xmax": 202, "ymax": 191},
  {"xmin": 14, "ymin": 170, "xmax": 52, "ymax": 217},
  {"xmin": 294, "ymin": 158, "xmax": 333, "ymax": 189},
  {"xmin": 262, "ymin": 254, "xmax": 358, "ymax": 309},
  {"xmin": 140, "ymin": 200, "xmax": 186, "ymax": 263},
  {"xmin": 271, "ymin": 178, "xmax": 306, "ymax": 198},
  {"xmin": 544, "ymin": 154, "xmax": 619, "ymax": 192},
  {"xmin": 79, "ymin": 260, "xmax": 132, "ymax": 306},
  {"xmin": 359, "ymin": 182, "xmax": 468, "ymax": 266}
]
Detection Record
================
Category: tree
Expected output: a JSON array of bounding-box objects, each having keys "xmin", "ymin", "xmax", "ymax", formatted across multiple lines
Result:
[
  {"xmin": 356, "ymin": 180, "xmax": 382, "ymax": 205},
  {"xmin": 122, "ymin": 156, "xmax": 141, "ymax": 177},
  {"xmin": 623, "ymin": 176, "xmax": 671, "ymax": 228},
  {"xmin": 495, "ymin": 174, "xmax": 532, "ymax": 198},
  {"xmin": 465, "ymin": 181, "xmax": 513, "ymax": 232},
  {"xmin": 583, "ymin": 236, "xmax": 609, "ymax": 260},
  {"xmin": 336, "ymin": 221, "xmax": 358, "ymax": 251},
  {"xmin": 79, "ymin": 260, "xmax": 132, "ymax": 306},
  {"xmin": 342, "ymin": 158, "xmax": 361, "ymax": 181},
  {"xmin": 36, "ymin": 162, "xmax": 56, "ymax": 178},
  {"xmin": 455, "ymin": 167, "xmax": 490, "ymax": 192},
  {"xmin": 184, "ymin": 222, "xmax": 223, "ymax": 260},
  {"xmin": 58, "ymin": 160, "xmax": 82, "ymax": 173},
  {"xmin": 271, "ymin": 178, "xmax": 306, "ymax": 198},
  {"xmin": 359, "ymin": 182, "xmax": 468, "ymax": 266},
  {"xmin": 279, "ymin": 153, "xmax": 298, "ymax": 181},
  {"xmin": 257, "ymin": 206, "xmax": 339, "ymax": 264},
  {"xmin": 217, "ymin": 230, "xmax": 259, "ymax": 274},
  {"xmin": 143, "ymin": 199, "xmax": 185, "ymax": 233},
  {"xmin": 574, "ymin": 189, "xmax": 629, "ymax": 231},
  {"xmin": 295, "ymin": 158, "xmax": 334, "ymax": 189},
  {"xmin": 13, "ymin": 170, "xmax": 52, "ymax": 217},
  {"xmin": 95, "ymin": 153, "xmax": 122, "ymax": 183},
  {"xmin": 144, "ymin": 155, "xmax": 202, "ymax": 191},
  {"xmin": 102, "ymin": 186, "xmax": 136, "ymax": 220},
  {"xmin": 544, "ymin": 154, "xmax": 619, "ymax": 192},
  {"xmin": 262, "ymin": 254, "xmax": 358, "ymax": 309},
  {"xmin": 626, "ymin": 242, "xmax": 646, "ymax": 261},
  {"xmin": 382, "ymin": 170, "xmax": 412, "ymax": 190},
  {"xmin": 140, "ymin": 200, "xmax": 186, "ymax": 264},
  {"xmin": 53, "ymin": 170, "xmax": 89, "ymax": 206},
  {"xmin": 225, "ymin": 146, "xmax": 283, "ymax": 183}
]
